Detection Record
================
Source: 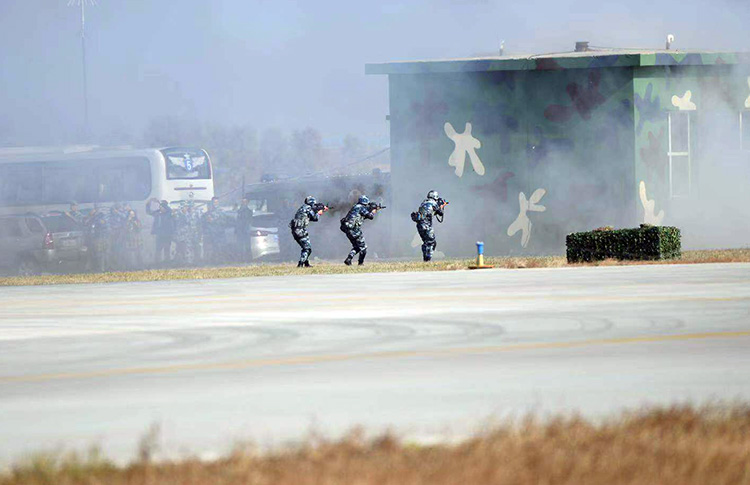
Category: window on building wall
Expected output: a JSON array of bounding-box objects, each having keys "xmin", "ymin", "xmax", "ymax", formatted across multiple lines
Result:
[
  {"xmin": 668, "ymin": 112, "xmax": 691, "ymax": 198},
  {"xmin": 741, "ymin": 111, "xmax": 750, "ymax": 151}
]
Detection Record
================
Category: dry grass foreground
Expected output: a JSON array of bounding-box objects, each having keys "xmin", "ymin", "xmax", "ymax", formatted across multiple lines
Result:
[
  {"xmin": 4, "ymin": 404, "xmax": 750, "ymax": 485},
  {"xmin": 1, "ymin": 248, "xmax": 749, "ymax": 287}
]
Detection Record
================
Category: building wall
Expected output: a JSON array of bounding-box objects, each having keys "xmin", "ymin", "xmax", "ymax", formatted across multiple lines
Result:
[
  {"xmin": 634, "ymin": 64, "xmax": 750, "ymax": 247},
  {"xmin": 388, "ymin": 66, "xmax": 635, "ymax": 257}
]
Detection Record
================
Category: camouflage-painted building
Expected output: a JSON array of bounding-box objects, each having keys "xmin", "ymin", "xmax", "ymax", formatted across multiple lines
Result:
[{"xmin": 367, "ymin": 49, "xmax": 750, "ymax": 256}]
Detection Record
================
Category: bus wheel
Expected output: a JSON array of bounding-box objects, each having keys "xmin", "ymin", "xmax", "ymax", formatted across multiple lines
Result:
[{"xmin": 17, "ymin": 258, "xmax": 41, "ymax": 277}]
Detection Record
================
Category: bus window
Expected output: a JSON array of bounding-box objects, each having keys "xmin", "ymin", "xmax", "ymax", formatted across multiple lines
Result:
[
  {"xmin": 162, "ymin": 148, "xmax": 211, "ymax": 180},
  {"xmin": 43, "ymin": 165, "xmax": 86, "ymax": 204},
  {"xmin": 74, "ymin": 169, "xmax": 99, "ymax": 203},
  {"xmin": 97, "ymin": 163, "xmax": 126, "ymax": 201},
  {"xmin": 0, "ymin": 219, "xmax": 22, "ymax": 238},
  {"xmin": 0, "ymin": 166, "xmax": 43, "ymax": 206},
  {"xmin": 41, "ymin": 157, "xmax": 151, "ymax": 204},
  {"xmin": 120, "ymin": 158, "xmax": 151, "ymax": 199}
]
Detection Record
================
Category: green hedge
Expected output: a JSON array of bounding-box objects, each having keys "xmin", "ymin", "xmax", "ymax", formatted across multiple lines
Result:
[{"xmin": 566, "ymin": 225, "xmax": 681, "ymax": 263}]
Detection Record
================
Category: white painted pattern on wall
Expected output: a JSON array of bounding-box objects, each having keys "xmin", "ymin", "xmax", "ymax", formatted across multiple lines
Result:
[
  {"xmin": 410, "ymin": 233, "xmax": 446, "ymax": 259},
  {"xmin": 411, "ymin": 233, "xmax": 421, "ymax": 248},
  {"xmin": 507, "ymin": 188, "xmax": 546, "ymax": 248},
  {"xmin": 639, "ymin": 181, "xmax": 665, "ymax": 225},
  {"xmin": 671, "ymin": 90, "xmax": 697, "ymax": 111},
  {"xmin": 444, "ymin": 122, "xmax": 485, "ymax": 177}
]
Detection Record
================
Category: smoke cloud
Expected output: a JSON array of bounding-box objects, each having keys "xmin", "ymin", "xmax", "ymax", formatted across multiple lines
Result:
[
  {"xmin": 0, "ymin": 0, "xmax": 748, "ymax": 272},
  {"xmin": 1, "ymin": 0, "xmax": 748, "ymax": 146}
]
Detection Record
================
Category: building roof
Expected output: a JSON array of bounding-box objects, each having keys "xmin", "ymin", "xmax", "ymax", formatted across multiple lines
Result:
[{"xmin": 365, "ymin": 49, "xmax": 750, "ymax": 75}]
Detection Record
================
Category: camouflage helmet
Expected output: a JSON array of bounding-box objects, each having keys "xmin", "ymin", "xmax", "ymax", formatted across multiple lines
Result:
[
  {"xmin": 358, "ymin": 195, "xmax": 370, "ymax": 205},
  {"xmin": 427, "ymin": 190, "xmax": 439, "ymax": 201},
  {"xmin": 304, "ymin": 196, "xmax": 317, "ymax": 206}
]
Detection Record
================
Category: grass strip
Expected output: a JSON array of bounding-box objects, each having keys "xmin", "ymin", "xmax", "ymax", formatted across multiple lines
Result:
[
  {"xmin": 3, "ymin": 404, "xmax": 750, "ymax": 485},
  {"xmin": 1, "ymin": 249, "xmax": 749, "ymax": 287}
]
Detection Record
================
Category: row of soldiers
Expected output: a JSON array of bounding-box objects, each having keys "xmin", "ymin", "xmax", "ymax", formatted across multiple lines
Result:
[
  {"xmin": 146, "ymin": 196, "xmax": 244, "ymax": 266},
  {"xmin": 289, "ymin": 190, "xmax": 447, "ymax": 267},
  {"xmin": 62, "ymin": 191, "xmax": 445, "ymax": 271},
  {"xmin": 65, "ymin": 201, "xmax": 144, "ymax": 272},
  {"xmin": 64, "ymin": 195, "xmax": 249, "ymax": 272}
]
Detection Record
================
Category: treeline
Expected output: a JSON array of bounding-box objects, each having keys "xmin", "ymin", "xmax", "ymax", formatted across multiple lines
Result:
[
  {"xmin": 141, "ymin": 117, "xmax": 389, "ymax": 196},
  {"xmin": 0, "ymin": 116, "xmax": 390, "ymax": 197}
]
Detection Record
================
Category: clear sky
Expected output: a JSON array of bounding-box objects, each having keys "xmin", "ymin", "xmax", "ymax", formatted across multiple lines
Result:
[{"xmin": 0, "ymin": 0, "xmax": 748, "ymax": 146}]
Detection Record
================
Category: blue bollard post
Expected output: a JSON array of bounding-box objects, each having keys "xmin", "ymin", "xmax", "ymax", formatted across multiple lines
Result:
[{"xmin": 469, "ymin": 241, "xmax": 493, "ymax": 269}]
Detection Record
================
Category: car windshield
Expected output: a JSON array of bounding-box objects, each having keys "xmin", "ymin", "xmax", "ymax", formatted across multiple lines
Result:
[
  {"xmin": 41, "ymin": 215, "xmax": 81, "ymax": 233},
  {"xmin": 251, "ymin": 213, "xmax": 277, "ymax": 228},
  {"xmin": 248, "ymin": 199, "xmax": 268, "ymax": 212}
]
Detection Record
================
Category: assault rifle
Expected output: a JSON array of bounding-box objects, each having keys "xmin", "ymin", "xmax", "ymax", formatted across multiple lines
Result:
[
  {"xmin": 312, "ymin": 202, "xmax": 331, "ymax": 214},
  {"xmin": 367, "ymin": 201, "xmax": 387, "ymax": 212},
  {"xmin": 436, "ymin": 197, "xmax": 449, "ymax": 223}
]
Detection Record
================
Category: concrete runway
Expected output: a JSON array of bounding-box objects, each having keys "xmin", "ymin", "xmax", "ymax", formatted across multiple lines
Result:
[{"xmin": 1, "ymin": 263, "xmax": 749, "ymax": 463}]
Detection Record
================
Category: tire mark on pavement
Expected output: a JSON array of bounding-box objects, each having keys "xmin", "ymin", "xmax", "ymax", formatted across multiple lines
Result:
[{"xmin": 3, "ymin": 329, "xmax": 750, "ymax": 384}]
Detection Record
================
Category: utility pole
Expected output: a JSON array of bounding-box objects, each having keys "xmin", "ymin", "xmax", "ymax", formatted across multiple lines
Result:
[{"xmin": 68, "ymin": 0, "xmax": 96, "ymax": 137}]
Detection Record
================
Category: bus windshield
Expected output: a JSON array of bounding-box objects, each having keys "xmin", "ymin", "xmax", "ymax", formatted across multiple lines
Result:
[{"xmin": 162, "ymin": 148, "xmax": 211, "ymax": 180}]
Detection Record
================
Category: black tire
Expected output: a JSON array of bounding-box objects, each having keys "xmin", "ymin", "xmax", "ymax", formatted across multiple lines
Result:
[{"xmin": 17, "ymin": 257, "xmax": 41, "ymax": 277}]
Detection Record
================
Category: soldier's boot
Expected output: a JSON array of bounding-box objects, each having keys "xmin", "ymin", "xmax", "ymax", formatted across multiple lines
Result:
[
  {"xmin": 297, "ymin": 261, "xmax": 304, "ymax": 267},
  {"xmin": 344, "ymin": 255, "xmax": 353, "ymax": 266},
  {"xmin": 304, "ymin": 261, "xmax": 312, "ymax": 267},
  {"xmin": 358, "ymin": 249, "xmax": 367, "ymax": 266}
]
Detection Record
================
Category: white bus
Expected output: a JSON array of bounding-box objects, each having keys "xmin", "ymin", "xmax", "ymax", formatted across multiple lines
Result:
[
  {"xmin": 0, "ymin": 146, "xmax": 214, "ymax": 210},
  {"xmin": 0, "ymin": 146, "xmax": 214, "ymax": 252}
]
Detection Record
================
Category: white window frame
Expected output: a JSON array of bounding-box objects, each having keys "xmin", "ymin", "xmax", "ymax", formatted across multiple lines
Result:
[{"xmin": 668, "ymin": 111, "xmax": 691, "ymax": 198}]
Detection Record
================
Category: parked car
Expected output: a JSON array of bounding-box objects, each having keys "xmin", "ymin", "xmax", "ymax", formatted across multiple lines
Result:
[
  {"xmin": 216, "ymin": 208, "xmax": 280, "ymax": 263},
  {"xmin": 0, "ymin": 213, "xmax": 87, "ymax": 276},
  {"xmin": 246, "ymin": 212, "xmax": 280, "ymax": 261}
]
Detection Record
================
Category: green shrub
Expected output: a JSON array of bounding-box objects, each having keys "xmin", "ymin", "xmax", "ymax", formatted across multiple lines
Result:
[{"xmin": 566, "ymin": 225, "xmax": 681, "ymax": 263}]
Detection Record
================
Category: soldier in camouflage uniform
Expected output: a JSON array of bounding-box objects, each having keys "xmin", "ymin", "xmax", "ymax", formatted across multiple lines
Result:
[
  {"xmin": 86, "ymin": 207, "xmax": 111, "ymax": 272},
  {"xmin": 289, "ymin": 196, "xmax": 326, "ymax": 267},
  {"xmin": 413, "ymin": 190, "xmax": 446, "ymax": 262},
  {"xmin": 123, "ymin": 209, "xmax": 143, "ymax": 270},
  {"xmin": 63, "ymin": 202, "xmax": 90, "ymax": 267},
  {"xmin": 202, "ymin": 196, "xmax": 227, "ymax": 264},
  {"xmin": 236, "ymin": 196, "xmax": 252, "ymax": 262},
  {"xmin": 173, "ymin": 202, "xmax": 193, "ymax": 265},
  {"xmin": 146, "ymin": 199, "xmax": 174, "ymax": 266},
  {"xmin": 65, "ymin": 201, "xmax": 86, "ymax": 226},
  {"xmin": 340, "ymin": 195, "xmax": 378, "ymax": 266},
  {"xmin": 108, "ymin": 203, "xmax": 128, "ymax": 269},
  {"xmin": 187, "ymin": 201, "xmax": 202, "ymax": 264}
]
